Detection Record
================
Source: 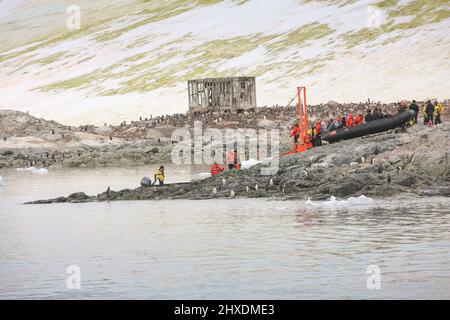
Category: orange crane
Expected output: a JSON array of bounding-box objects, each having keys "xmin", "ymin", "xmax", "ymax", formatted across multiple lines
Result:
[{"xmin": 285, "ymin": 86, "xmax": 313, "ymax": 155}]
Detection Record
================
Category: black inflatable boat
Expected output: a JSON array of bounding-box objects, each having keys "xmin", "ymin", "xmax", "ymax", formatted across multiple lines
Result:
[{"xmin": 322, "ymin": 110, "xmax": 415, "ymax": 143}]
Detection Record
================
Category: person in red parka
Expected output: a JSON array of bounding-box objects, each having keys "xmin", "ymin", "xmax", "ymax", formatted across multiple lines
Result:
[
  {"xmin": 355, "ymin": 114, "xmax": 363, "ymax": 125},
  {"xmin": 290, "ymin": 123, "xmax": 300, "ymax": 144},
  {"xmin": 315, "ymin": 120, "xmax": 321, "ymax": 134},
  {"xmin": 211, "ymin": 162, "xmax": 224, "ymax": 176},
  {"xmin": 346, "ymin": 114, "xmax": 355, "ymax": 127}
]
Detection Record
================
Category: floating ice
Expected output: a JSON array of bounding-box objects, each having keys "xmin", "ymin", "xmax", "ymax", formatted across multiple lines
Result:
[
  {"xmin": 16, "ymin": 167, "xmax": 49, "ymax": 174},
  {"xmin": 197, "ymin": 172, "xmax": 212, "ymax": 178},
  {"xmin": 241, "ymin": 159, "xmax": 261, "ymax": 169},
  {"xmin": 16, "ymin": 167, "xmax": 37, "ymax": 172},
  {"xmin": 32, "ymin": 168, "xmax": 49, "ymax": 175},
  {"xmin": 305, "ymin": 195, "xmax": 374, "ymax": 207}
]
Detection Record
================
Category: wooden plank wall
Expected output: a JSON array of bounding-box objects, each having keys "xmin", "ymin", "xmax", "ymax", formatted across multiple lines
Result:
[{"xmin": 188, "ymin": 77, "xmax": 256, "ymax": 112}]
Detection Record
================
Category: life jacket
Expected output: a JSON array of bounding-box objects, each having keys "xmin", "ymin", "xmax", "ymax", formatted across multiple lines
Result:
[
  {"xmin": 234, "ymin": 163, "xmax": 241, "ymax": 169},
  {"xmin": 356, "ymin": 115, "xmax": 363, "ymax": 125},
  {"xmin": 315, "ymin": 122, "xmax": 321, "ymax": 134},
  {"xmin": 346, "ymin": 115, "xmax": 355, "ymax": 127},
  {"xmin": 211, "ymin": 164, "xmax": 223, "ymax": 176},
  {"xmin": 155, "ymin": 168, "xmax": 165, "ymax": 181}
]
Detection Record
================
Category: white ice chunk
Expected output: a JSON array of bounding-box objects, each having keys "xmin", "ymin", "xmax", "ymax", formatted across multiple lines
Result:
[
  {"xmin": 32, "ymin": 168, "xmax": 49, "ymax": 174},
  {"xmin": 241, "ymin": 159, "xmax": 261, "ymax": 169},
  {"xmin": 305, "ymin": 195, "xmax": 374, "ymax": 207}
]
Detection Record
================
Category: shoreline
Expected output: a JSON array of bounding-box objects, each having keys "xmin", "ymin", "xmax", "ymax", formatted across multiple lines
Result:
[{"xmin": 25, "ymin": 123, "xmax": 450, "ymax": 204}]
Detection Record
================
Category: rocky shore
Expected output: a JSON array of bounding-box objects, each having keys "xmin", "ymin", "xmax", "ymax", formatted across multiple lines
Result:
[
  {"xmin": 3, "ymin": 100, "xmax": 448, "ymax": 169},
  {"xmin": 26, "ymin": 123, "xmax": 450, "ymax": 204}
]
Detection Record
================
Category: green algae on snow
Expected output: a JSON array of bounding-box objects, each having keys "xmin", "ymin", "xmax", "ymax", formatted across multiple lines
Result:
[
  {"xmin": 266, "ymin": 23, "xmax": 335, "ymax": 53},
  {"xmin": 343, "ymin": 0, "xmax": 449, "ymax": 48}
]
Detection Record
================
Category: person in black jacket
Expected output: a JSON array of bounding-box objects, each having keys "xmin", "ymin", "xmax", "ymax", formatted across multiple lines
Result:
[
  {"xmin": 409, "ymin": 100, "xmax": 419, "ymax": 124},
  {"xmin": 426, "ymin": 100, "xmax": 435, "ymax": 125}
]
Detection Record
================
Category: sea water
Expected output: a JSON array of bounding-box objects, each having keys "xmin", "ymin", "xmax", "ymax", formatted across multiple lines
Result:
[{"xmin": 0, "ymin": 166, "xmax": 449, "ymax": 299}]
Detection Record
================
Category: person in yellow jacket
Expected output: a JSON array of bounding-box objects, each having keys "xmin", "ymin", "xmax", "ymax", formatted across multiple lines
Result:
[
  {"xmin": 153, "ymin": 165, "xmax": 165, "ymax": 186},
  {"xmin": 421, "ymin": 104, "xmax": 426, "ymax": 124},
  {"xmin": 434, "ymin": 102, "xmax": 444, "ymax": 125}
]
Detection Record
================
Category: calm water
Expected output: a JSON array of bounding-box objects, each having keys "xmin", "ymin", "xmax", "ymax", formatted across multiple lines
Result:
[{"xmin": 0, "ymin": 166, "xmax": 449, "ymax": 299}]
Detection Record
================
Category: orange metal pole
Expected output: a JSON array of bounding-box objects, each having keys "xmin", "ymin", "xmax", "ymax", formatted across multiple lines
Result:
[
  {"xmin": 297, "ymin": 87, "xmax": 303, "ymax": 136},
  {"xmin": 303, "ymin": 87, "xmax": 308, "ymax": 137}
]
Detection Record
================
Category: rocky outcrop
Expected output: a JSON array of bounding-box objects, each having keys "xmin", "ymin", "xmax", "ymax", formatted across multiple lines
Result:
[{"xmin": 26, "ymin": 124, "xmax": 450, "ymax": 204}]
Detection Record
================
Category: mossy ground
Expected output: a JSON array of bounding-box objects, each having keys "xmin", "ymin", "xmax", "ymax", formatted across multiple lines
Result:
[{"xmin": 3, "ymin": 0, "xmax": 449, "ymax": 96}]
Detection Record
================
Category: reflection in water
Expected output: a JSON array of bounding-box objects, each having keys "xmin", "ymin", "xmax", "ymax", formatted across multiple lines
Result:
[{"xmin": 0, "ymin": 167, "xmax": 449, "ymax": 299}]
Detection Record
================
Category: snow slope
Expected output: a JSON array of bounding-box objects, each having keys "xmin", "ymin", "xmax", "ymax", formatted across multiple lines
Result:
[{"xmin": 0, "ymin": 0, "xmax": 449, "ymax": 125}]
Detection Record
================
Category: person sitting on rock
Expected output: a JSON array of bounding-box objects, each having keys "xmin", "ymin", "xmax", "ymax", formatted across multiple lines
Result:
[
  {"xmin": 152, "ymin": 166, "xmax": 165, "ymax": 186},
  {"xmin": 211, "ymin": 162, "xmax": 224, "ymax": 176}
]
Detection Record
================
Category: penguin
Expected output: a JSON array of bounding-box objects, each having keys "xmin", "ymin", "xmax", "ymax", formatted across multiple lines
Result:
[{"xmin": 387, "ymin": 174, "xmax": 392, "ymax": 184}]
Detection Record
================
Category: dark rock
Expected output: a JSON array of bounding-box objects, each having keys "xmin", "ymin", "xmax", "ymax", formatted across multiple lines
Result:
[
  {"xmin": 67, "ymin": 192, "xmax": 89, "ymax": 201},
  {"xmin": 140, "ymin": 177, "xmax": 152, "ymax": 187},
  {"xmin": 146, "ymin": 147, "xmax": 159, "ymax": 154},
  {"xmin": 0, "ymin": 150, "xmax": 14, "ymax": 156}
]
